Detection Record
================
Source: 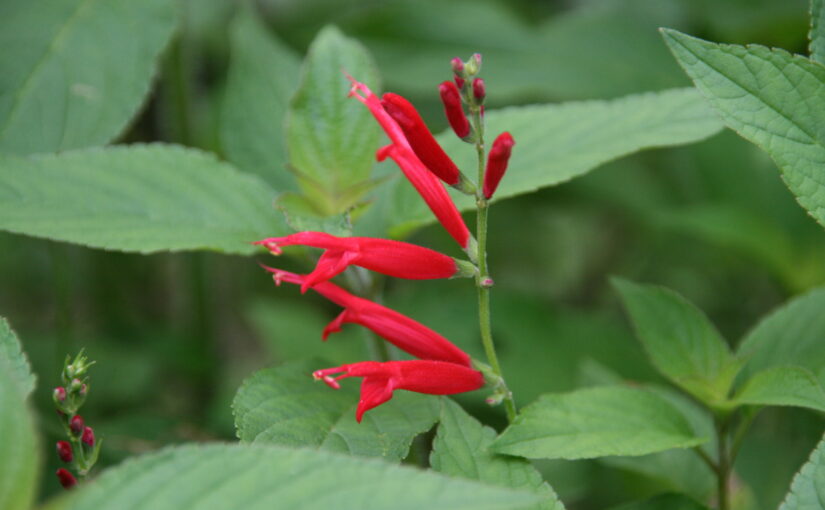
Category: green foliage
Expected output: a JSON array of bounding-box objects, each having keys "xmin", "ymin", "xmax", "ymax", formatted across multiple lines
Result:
[
  {"xmin": 0, "ymin": 317, "xmax": 35, "ymax": 398},
  {"xmin": 609, "ymin": 493, "xmax": 711, "ymax": 510},
  {"xmin": 0, "ymin": 145, "xmax": 287, "ymax": 253},
  {"xmin": 491, "ymin": 385, "xmax": 706, "ymax": 460},
  {"xmin": 220, "ymin": 6, "xmax": 301, "ymax": 190},
  {"xmin": 733, "ymin": 366, "xmax": 825, "ymax": 412},
  {"xmin": 52, "ymin": 444, "xmax": 539, "ymax": 510},
  {"xmin": 0, "ymin": 343, "xmax": 38, "ymax": 510},
  {"xmin": 0, "ymin": 0, "xmax": 177, "ymax": 154},
  {"xmin": 662, "ymin": 29, "xmax": 825, "ymax": 230},
  {"xmin": 287, "ymin": 25, "xmax": 381, "ymax": 215},
  {"xmin": 779, "ymin": 433, "xmax": 825, "ymax": 510},
  {"xmin": 362, "ymin": 88, "xmax": 724, "ymax": 236},
  {"xmin": 232, "ymin": 360, "xmax": 439, "ymax": 461},
  {"xmin": 612, "ymin": 278, "xmax": 741, "ymax": 406},
  {"xmin": 810, "ymin": 0, "xmax": 825, "ymax": 65},
  {"xmin": 431, "ymin": 399, "xmax": 565, "ymax": 510}
]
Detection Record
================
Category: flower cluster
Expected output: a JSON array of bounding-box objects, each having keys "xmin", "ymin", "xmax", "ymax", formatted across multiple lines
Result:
[{"xmin": 259, "ymin": 55, "xmax": 514, "ymax": 422}]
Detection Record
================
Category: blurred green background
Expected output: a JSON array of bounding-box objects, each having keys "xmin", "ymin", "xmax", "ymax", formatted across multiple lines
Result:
[{"xmin": 2, "ymin": 0, "xmax": 823, "ymax": 508}]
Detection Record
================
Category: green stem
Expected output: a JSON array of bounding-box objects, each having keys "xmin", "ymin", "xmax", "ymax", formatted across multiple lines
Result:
[
  {"xmin": 471, "ymin": 104, "xmax": 516, "ymax": 423},
  {"xmin": 716, "ymin": 417, "xmax": 730, "ymax": 510}
]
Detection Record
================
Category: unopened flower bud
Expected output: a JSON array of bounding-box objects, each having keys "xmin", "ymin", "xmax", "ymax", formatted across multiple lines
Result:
[
  {"xmin": 69, "ymin": 378, "xmax": 83, "ymax": 393},
  {"xmin": 82, "ymin": 426, "xmax": 95, "ymax": 447},
  {"xmin": 56, "ymin": 441, "xmax": 73, "ymax": 463},
  {"xmin": 56, "ymin": 468, "xmax": 77, "ymax": 490},
  {"xmin": 466, "ymin": 53, "xmax": 482, "ymax": 75},
  {"xmin": 53, "ymin": 387, "xmax": 66, "ymax": 403},
  {"xmin": 450, "ymin": 57, "xmax": 464, "ymax": 74},
  {"xmin": 483, "ymin": 132, "xmax": 515, "ymax": 199},
  {"xmin": 473, "ymin": 78, "xmax": 486, "ymax": 102},
  {"xmin": 438, "ymin": 81, "xmax": 470, "ymax": 139},
  {"xmin": 70, "ymin": 415, "xmax": 84, "ymax": 436},
  {"xmin": 454, "ymin": 76, "xmax": 465, "ymax": 89}
]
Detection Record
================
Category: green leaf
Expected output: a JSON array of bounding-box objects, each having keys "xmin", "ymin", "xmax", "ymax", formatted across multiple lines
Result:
[
  {"xmin": 779, "ymin": 432, "xmax": 825, "ymax": 510},
  {"xmin": 220, "ymin": 6, "xmax": 301, "ymax": 190},
  {"xmin": 491, "ymin": 385, "xmax": 706, "ymax": 460},
  {"xmin": 52, "ymin": 444, "xmax": 540, "ymax": 510},
  {"xmin": 609, "ymin": 493, "xmax": 710, "ymax": 510},
  {"xmin": 431, "ymin": 399, "xmax": 565, "ymax": 510},
  {"xmin": 360, "ymin": 88, "xmax": 723, "ymax": 236},
  {"xmin": 232, "ymin": 360, "xmax": 439, "ymax": 461},
  {"xmin": 733, "ymin": 366, "xmax": 825, "ymax": 412},
  {"xmin": 811, "ymin": 0, "xmax": 825, "ymax": 65},
  {"xmin": 661, "ymin": 29, "xmax": 825, "ymax": 229},
  {"xmin": 737, "ymin": 286, "xmax": 825, "ymax": 383},
  {"xmin": 0, "ymin": 359, "xmax": 38, "ymax": 510},
  {"xmin": 0, "ymin": 317, "xmax": 35, "ymax": 399},
  {"xmin": 0, "ymin": 0, "xmax": 177, "ymax": 155},
  {"xmin": 287, "ymin": 25, "xmax": 381, "ymax": 214},
  {"xmin": 0, "ymin": 144, "xmax": 287, "ymax": 254},
  {"xmin": 612, "ymin": 278, "xmax": 740, "ymax": 405}
]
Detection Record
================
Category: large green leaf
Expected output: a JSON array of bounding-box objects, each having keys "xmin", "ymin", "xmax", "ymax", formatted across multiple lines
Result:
[
  {"xmin": 431, "ymin": 399, "xmax": 565, "ymax": 510},
  {"xmin": 0, "ymin": 317, "xmax": 35, "ymax": 398},
  {"xmin": 612, "ymin": 278, "xmax": 740, "ymax": 405},
  {"xmin": 50, "ymin": 444, "xmax": 539, "ymax": 510},
  {"xmin": 360, "ymin": 88, "xmax": 723, "ymax": 237},
  {"xmin": 733, "ymin": 366, "xmax": 825, "ymax": 413},
  {"xmin": 779, "ymin": 432, "xmax": 825, "ymax": 510},
  {"xmin": 661, "ymin": 29, "xmax": 825, "ymax": 229},
  {"xmin": 491, "ymin": 385, "xmax": 706, "ymax": 460},
  {"xmin": 0, "ymin": 362, "xmax": 38, "ymax": 510},
  {"xmin": 287, "ymin": 25, "xmax": 380, "ymax": 214},
  {"xmin": 0, "ymin": 144, "xmax": 287, "ymax": 254},
  {"xmin": 0, "ymin": 0, "xmax": 176, "ymax": 155},
  {"xmin": 811, "ymin": 0, "xmax": 825, "ymax": 66},
  {"xmin": 609, "ymin": 493, "xmax": 710, "ymax": 510},
  {"xmin": 233, "ymin": 360, "xmax": 440, "ymax": 461},
  {"xmin": 220, "ymin": 7, "xmax": 300, "ymax": 190}
]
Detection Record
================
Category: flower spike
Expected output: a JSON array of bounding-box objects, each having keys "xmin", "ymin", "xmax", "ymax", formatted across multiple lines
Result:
[
  {"xmin": 483, "ymin": 132, "xmax": 515, "ymax": 199},
  {"xmin": 439, "ymin": 81, "xmax": 471, "ymax": 139},
  {"xmin": 262, "ymin": 267, "xmax": 473, "ymax": 366},
  {"xmin": 255, "ymin": 232, "xmax": 467, "ymax": 291},
  {"xmin": 347, "ymin": 76, "xmax": 473, "ymax": 250},
  {"xmin": 313, "ymin": 360, "xmax": 484, "ymax": 422}
]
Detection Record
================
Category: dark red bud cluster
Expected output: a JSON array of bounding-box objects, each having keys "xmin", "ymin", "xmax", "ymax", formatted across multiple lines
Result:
[
  {"xmin": 82, "ymin": 426, "xmax": 95, "ymax": 447},
  {"xmin": 56, "ymin": 468, "xmax": 77, "ymax": 490},
  {"xmin": 70, "ymin": 415, "xmax": 84, "ymax": 435},
  {"xmin": 56, "ymin": 441, "xmax": 73, "ymax": 463},
  {"xmin": 473, "ymin": 78, "xmax": 485, "ymax": 102}
]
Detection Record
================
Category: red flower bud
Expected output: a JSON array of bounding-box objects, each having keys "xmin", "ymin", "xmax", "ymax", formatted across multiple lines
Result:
[
  {"xmin": 263, "ymin": 268, "xmax": 472, "ymax": 367},
  {"xmin": 69, "ymin": 415, "xmax": 84, "ymax": 435},
  {"xmin": 56, "ymin": 468, "xmax": 77, "ymax": 489},
  {"xmin": 450, "ymin": 57, "xmax": 464, "ymax": 74},
  {"xmin": 255, "ymin": 232, "xmax": 460, "ymax": 291},
  {"xmin": 56, "ymin": 441, "xmax": 73, "ymax": 463},
  {"xmin": 313, "ymin": 360, "xmax": 484, "ymax": 422},
  {"xmin": 82, "ymin": 426, "xmax": 95, "ymax": 447},
  {"xmin": 53, "ymin": 387, "xmax": 66, "ymax": 402},
  {"xmin": 472, "ymin": 78, "xmax": 485, "ymax": 102},
  {"xmin": 454, "ymin": 76, "xmax": 465, "ymax": 89},
  {"xmin": 483, "ymin": 132, "xmax": 515, "ymax": 199},
  {"xmin": 438, "ymin": 81, "xmax": 470, "ymax": 139},
  {"xmin": 381, "ymin": 93, "xmax": 462, "ymax": 186}
]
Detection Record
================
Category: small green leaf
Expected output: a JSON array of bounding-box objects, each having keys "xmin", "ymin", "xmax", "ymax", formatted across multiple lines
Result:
[
  {"xmin": 661, "ymin": 29, "xmax": 825, "ymax": 229},
  {"xmin": 220, "ymin": 6, "xmax": 301, "ymax": 190},
  {"xmin": 733, "ymin": 366, "xmax": 825, "ymax": 412},
  {"xmin": 52, "ymin": 444, "xmax": 540, "ymax": 510},
  {"xmin": 0, "ymin": 317, "xmax": 35, "ymax": 399},
  {"xmin": 0, "ymin": 360, "xmax": 38, "ymax": 510},
  {"xmin": 360, "ymin": 88, "xmax": 723, "ymax": 236},
  {"xmin": 609, "ymin": 493, "xmax": 710, "ymax": 510},
  {"xmin": 276, "ymin": 193, "xmax": 353, "ymax": 236},
  {"xmin": 612, "ymin": 278, "xmax": 740, "ymax": 405},
  {"xmin": 0, "ymin": 144, "xmax": 287, "ymax": 254},
  {"xmin": 491, "ymin": 385, "xmax": 706, "ymax": 460},
  {"xmin": 232, "ymin": 360, "xmax": 439, "ymax": 461},
  {"xmin": 0, "ymin": 0, "xmax": 177, "ymax": 154},
  {"xmin": 810, "ymin": 0, "xmax": 825, "ymax": 65},
  {"xmin": 431, "ymin": 399, "xmax": 565, "ymax": 510},
  {"xmin": 779, "ymin": 432, "xmax": 825, "ymax": 510},
  {"xmin": 287, "ymin": 25, "xmax": 381, "ymax": 215}
]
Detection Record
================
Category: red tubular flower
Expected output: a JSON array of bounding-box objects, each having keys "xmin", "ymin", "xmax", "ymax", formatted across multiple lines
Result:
[
  {"xmin": 263, "ymin": 268, "xmax": 472, "ymax": 366},
  {"xmin": 348, "ymin": 77, "xmax": 472, "ymax": 249},
  {"xmin": 56, "ymin": 441, "xmax": 73, "ymax": 463},
  {"xmin": 255, "ymin": 232, "xmax": 461, "ymax": 291},
  {"xmin": 56, "ymin": 468, "xmax": 77, "ymax": 490},
  {"xmin": 313, "ymin": 360, "xmax": 483, "ymax": 422},
  {"xmin": 438, "ymin": 81, "xmax": 470, "ymax": 138},
  {"xmin": 483, "ymin": 132, "xmax": 515, "ymax": 199},
  {"xmin": 381, "ymin": 93, "xmax": 461, "ymax": 186}
]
